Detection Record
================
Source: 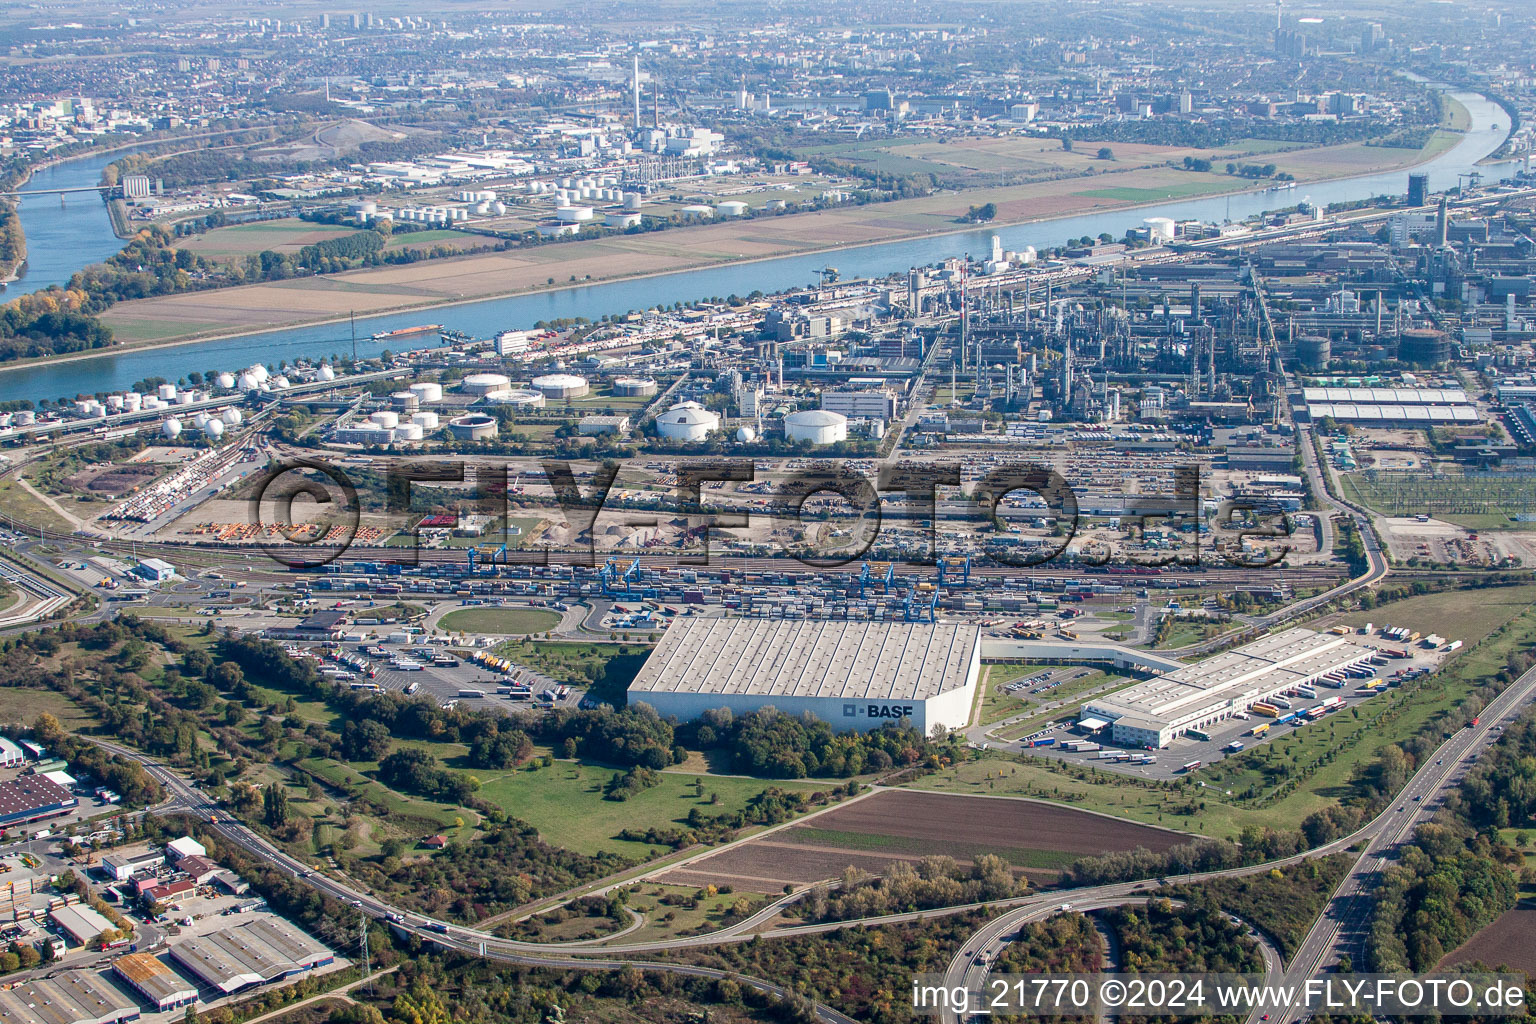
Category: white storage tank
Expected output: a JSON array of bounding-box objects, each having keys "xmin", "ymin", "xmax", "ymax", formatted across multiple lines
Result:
[
  {"xmin": 717, "ymin": 200, "xmax": 749, "ymax": 217},
  {"xmin": 216, "ymin": 372, "xmax": 237, "ymax": 389},
  {"xmin": 532, "ymin": 373, "xmax": 590, "ymax": 400},
  {"xmin": 622, "ymin": 192, "xmax": 643, "ymax": 212},
  {"xmin": 605, "ymin": 212, "xmax": 642, "ymax": 229},
  {"xmin": 204, "ymin": 418, "xmax": 225, "ymax": 438},
  {"xmin": 736, "ymin": 425, "xmax": 757, "ymax": 442},
  {"xmin": 409, "ymin": 382, "xmax": 443, "ymax": 403},
  {"xmin": 157, "ymin": 384, "xmax": 177, "ymax": 401},
  {"xmin": 447, "ymin": 413, "xmax": 499, "ymax": 440},
  {"xmin": 484, "ymin": 389, "xmax": 546, "ymax": 410},
  {"xmin": 656, "ymin": 401, "xmax": 720, "ymax": 441},
  {"xmin": 176, "ymin": 392, "xmax": 195, "ymax": 405},
  {"xmin": 318, "ymin": 364, "xmax": 336, "ymax": 381},
  {"xmin": 783, "ymin": 409, "xmax": 848, "ymax": 445},
  {"xmin": 556, "ymin": 205, "xmax": 594, "ymax": 223},
  {"xmin": 390, "ymin": 391, "xmax": 420, "ymax": 412},
  {"xmin": 412, "ymin": 411, "xmax": 440, "ymax": 430},
  {"xmin": 397, "ymin": 422, "xmax": 425, "ymax": 441},
  {"xmin": 162, "ymin": 417, "xmax": 183, "ymax": 439},
  {"xmin": 461, "ymin": 373, "xmax": 513, "ymax": 396},
  {"xmin": 612, "ymin": 377, "xmax": 658, "ymax": 397},
  {"xmin": 221, "ymin": 408, "xmax": 243, "ymax": 426},
  {"xmin": 370, "ymin": 410, "xmax": 400, "ymax": 429},
  {"xmin": 12, "ymin": 410, "xmax": 34, "ymax": 426}
]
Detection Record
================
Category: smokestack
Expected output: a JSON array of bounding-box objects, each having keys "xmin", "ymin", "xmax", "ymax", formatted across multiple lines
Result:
[{"xmin": 633, "ymin": 56, "xmax": 641, "ymax": 129}]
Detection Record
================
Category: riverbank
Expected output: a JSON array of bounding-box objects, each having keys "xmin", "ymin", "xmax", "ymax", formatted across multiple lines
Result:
[{"xmin": 66, "ymin": 133, "xmax": 1463, "ymax": 358}]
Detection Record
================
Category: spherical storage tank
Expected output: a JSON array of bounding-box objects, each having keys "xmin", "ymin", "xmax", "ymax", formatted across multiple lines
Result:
[
  {"xmin": 656, "ymin": 401, "xmax": 720, "ymax": 442},
  {"xmin": 612, "ymin": 377, "xmax": 658, "ymax": 398},
  {"xmin": 462, "ymin": 373, "xmax": 513, "ymax": 396},
  {"xmin": 448, "ymin": 413, "xmax": 499, "ymax": 440},
  {"xmin": 216, "ymin": 373, "xmax": 237, "ymax": 390},
  {"xmin": 784, "ymin": 409, "xmax": 848, "ymax": 445},
  {"xmin": 221, "ymin": 408, "xmax": 243, "ymax": 426},
  {"xmin": 318, "ymin": 364, "xmax": 336, "ymax": 382},
  {"xmin": 204, "ymin": 419, "xmax": 225, "ymax": 438},
  {"xmin": 409, "ymin": 382, "xmax": 443, "ymax": 404},
  {"xmin": 162, "ymin": 417, "xmax": 183, "ymax": 439},
  {"xmin": 532, "ymin": 373, "xmax": 590, "ymax": 400},
  {"xmin": 736, "ymin": 425, "xmax": 757, "ymax": 443}
]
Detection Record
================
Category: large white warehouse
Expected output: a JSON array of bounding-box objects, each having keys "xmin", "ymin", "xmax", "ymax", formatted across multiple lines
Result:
[
  {"xmin": 628, "ymin": 619, "xmax": 980, "ymax": 735},
  {"xmin": 1079, "ymin": 627, "xmax": 1379, "ymax": 748},
  {"xmin": 656, "ymin": 401, "xmax": 720, "ymax": 441},
  {"xmin": 784, "ymin": 409, "xmax": 848, "ymax": 445}
]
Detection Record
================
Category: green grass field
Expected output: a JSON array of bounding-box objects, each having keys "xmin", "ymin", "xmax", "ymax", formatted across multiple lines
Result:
[
  {"xmin": 1074, "ymin": 181, "xmax": 1229, "ymax": 203},
  {"xmin": 475, "ymin": 762, "xmax": 834, "ymax": 858},
  {"xmin": 438, "ymin": 607, "xmax": 562, "ymax": 634},
  {"xmin": 915, "ymin": 584, "xmax": 1536, "ymax": 839},
  {"xmin": 978, "ymin": 663, "xmax": 1058, "ymax": 724}
]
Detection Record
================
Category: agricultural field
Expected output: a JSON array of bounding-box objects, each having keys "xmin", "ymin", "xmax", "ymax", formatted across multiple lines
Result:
[
  {"xmin": 654, "ymin": 789, "xmax": 1186, "ymax": 893},
  {"xmin": 1437, "ymin": 897, "xmax": 1536, "ymax": 976},
  {"xmin": 474, "ymin": 762, "xmax": 835, "ymax": 858},
  {"xmin": 177, "ymin": 218, "xmax": 360, "ymax": 259}
]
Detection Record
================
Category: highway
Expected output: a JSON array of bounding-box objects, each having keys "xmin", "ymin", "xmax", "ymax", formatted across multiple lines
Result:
[
  {"xmin": 938, "ymin": 657, "xmax": 1536, "ymax": 1024},
  {"xmin": 1255, "ymin": 655, "xmax": 1536, "ymax": 1024}
]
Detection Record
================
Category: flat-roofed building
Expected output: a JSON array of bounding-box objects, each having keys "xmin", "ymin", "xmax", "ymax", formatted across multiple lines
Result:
[
  {"xmin": 1080, "ymin": 627, "xmax": 1379, "ymax": 748},
  {"xmin": 167, "ymin": 919, "xmax": 333, "ymax": 995},
  {"xmin": 0, "ymin": 970, "xmax": 140, "ymax": 1024},
  {"xmin": 111, "ymin": 954, "xmax": 197, "ymax": 1011},
  {"xmin": 0, "ymin": 775, "xmax": 76, "ymax": 827},
  {"xmin": 628, "ymin": 619, "xmax": 980, "ymax": 735},
  {"xmin": 50, "ymin": 905, "xmax": 115, "ymax": 947}
]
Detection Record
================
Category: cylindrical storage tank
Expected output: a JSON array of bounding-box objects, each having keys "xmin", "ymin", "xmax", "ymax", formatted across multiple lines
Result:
[
  {"xmin": 390, "ymin": 391, "xmax": 420, "ymax": 412},
  {"xmin": 216, "ymin": 372, "xmax": 236, "ymax": 389},
  {"xmin": 605, "ymin": 212, "xmax": 642, "ymax": 229},
  {"xmin": 1143, "ymin": 216, "xmax": 1176, "ymax": 242},
  {"xmin": 162, "ymin": 417, "xmax": 183, "ymax": 439},
  {"xmin": 409, "ymin": 382, "xmax": 443, "ymax": 403},
  {"xmin": 556, "ymin": 205, "xmax": 594, "ymax": 223},
  {"xmin": 1296, "ymin": 335, "xmax": 1331, "ymax": 370},
  {"xmin": 222, "ymin": 408, "xmax": 243, "ymax": 426},
  {"xmin": 124, "ymin": 394, "xmax": 142, "ymax": 412},
  {"xmin": 1398, "ymin": 328, "xmax": 1451, "ymax": 365},
  {"xmin": 106, "ymin": 395, "xmax": 124, "ymax": 411},
  {"xmin": 531, "ymin": 373, "xmax": 589, "ymax": 400},
  {"xmin": 484, "ymin": 389, "xmax": 545, "ymax": 410},
  {"xmin": 176, "ymin": 392, "xmax": 195, "ymax": 405},
  {"xmin": 12, "ymin": 410, "xmax": 33, "ymax": 426},
  {"xmin": 461, "ymin": 373, "xmax": 513, "ymax": 396},
  {"xmin": 447, "ymin": 413, "xmax": 499, "ymax": 440},
  {"xmin": 716, "ymin": 200, "xmax": 749, "ymax": 218},
  {"xmin": 370, "ymin": 410, "xmax": 400, "ymax": 429},
  {"xmin": 397, "ymin": 423, "xmax": 425, "ymax": 441},
  {"xmin": 623, "ymin": 192, "xmax": 643, "ymax": 212},
  {"xmin": 157, "ymin": 384, "xmax": 177, "ymax": 401},
  {"xmin": 204, "ymin": 418, "xmax": 225, "ymax": 438},
  {"xmin": 655, "ymin": 401, "xmax": 720, "ymax": 441},
  {"xmin": 412, "ymin": 411, "xmax": 440, "ymax": 430},
  {"xmin": 783, "ymin": 409, "xmax": 848, "ymax": 445},
  {"xmin": 612, "ymin": 376, "xmax": 658, "ymax": 398}
]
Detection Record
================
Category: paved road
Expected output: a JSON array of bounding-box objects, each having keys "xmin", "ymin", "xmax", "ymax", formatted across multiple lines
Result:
[
  {"xmin": 939, "ymin": 657, "xmax": 1536, "ymax": 1024},
  {"xmin": 1254, "ymin": 656, "xmax": 1536, "ymax": 1024}
]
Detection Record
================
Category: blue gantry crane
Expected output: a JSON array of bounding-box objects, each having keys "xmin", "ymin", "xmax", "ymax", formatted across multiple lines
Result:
[{"xmin": 937, "ymin": 555, "xmax": 971, "ymax": 587}]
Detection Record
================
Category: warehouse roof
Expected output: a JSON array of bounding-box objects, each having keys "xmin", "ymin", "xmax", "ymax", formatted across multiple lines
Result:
[
  {"xmin": 0, "ymin": 775, "xmax": 75, "ymax": 823},
  {"xmin": 628, "ymin": 619, "xmax": 979, "ymax": 702},
  {"xmin": 112, "ymin": 953, "xmax": 198, "ymax": 1007},
  {"xmin": 49, "ymin": 905, "xmax": 115, "ymax": 946},
  {"xmin": 1084, "ymin": 627, "xmax": 1376, "ymax": 729},
  {"xmin": 1301, "ymin": 386, "xmax": 1469, "ymax": 405},
  {"xmin": 167, "ymin": 918, "xmax": 330, "ymax": 994},
  {"xmin": 0, "ymin": 971, "xmax": 139, "ymax": 1024}
]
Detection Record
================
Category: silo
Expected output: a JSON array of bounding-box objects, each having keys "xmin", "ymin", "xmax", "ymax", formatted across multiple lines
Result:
[
  {"xmin": 1296, "ymin": 335, "xmax": 1332, "ymax": 370},
  {"xmin": 410, "ymin": 382, "xmax": 443, "ymax": 403},
  {"xmin": 1398, "ymin": 328, "xmax": 1451, "ymax": 365}
]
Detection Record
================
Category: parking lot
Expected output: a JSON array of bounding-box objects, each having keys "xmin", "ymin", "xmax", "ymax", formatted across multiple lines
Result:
[{"xmin": 1014, "ymin": 630, "xmax": 1449, "ymax": 778}]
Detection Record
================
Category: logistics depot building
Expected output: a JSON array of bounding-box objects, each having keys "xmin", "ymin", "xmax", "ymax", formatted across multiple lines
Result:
[
  {"xmin": 1080, "ymin": 627, "xmax": 1379, "ymax": 748},
  {"xmin": 628, "ymin": 619, "xmax": 980, "ymax": 734}
]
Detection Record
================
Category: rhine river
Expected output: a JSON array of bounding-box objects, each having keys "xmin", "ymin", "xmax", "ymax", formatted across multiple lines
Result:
[{"xmin": 0, "ymin": 89, "xmax": 1520, "ymax": 403}]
